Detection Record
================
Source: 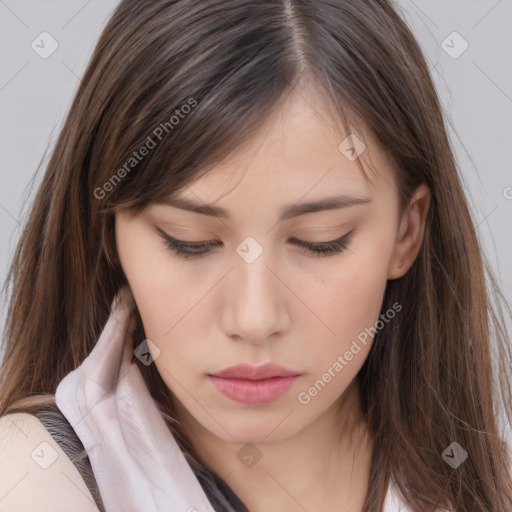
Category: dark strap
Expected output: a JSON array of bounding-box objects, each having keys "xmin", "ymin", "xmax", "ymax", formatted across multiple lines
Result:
[
  {"xmin": 193, "ymin": 459, "xmax": 251, "ymax": 512},
  {"xmin": 28, "ymin": 403, "xmax": 106, "ymax": 512},
  {"xmin": 30, "ymin": 403, "xmax": 249, "ymax": 511}
]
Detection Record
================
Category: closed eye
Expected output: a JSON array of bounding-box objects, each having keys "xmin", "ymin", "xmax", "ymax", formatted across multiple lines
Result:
[{"xmin": 157, "ymin": 228, "xmax": 354, "ymax": 260}]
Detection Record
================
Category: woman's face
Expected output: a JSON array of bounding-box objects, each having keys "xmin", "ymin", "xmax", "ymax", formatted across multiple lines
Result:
[{"xmin": 115, "ymin": 89, "xmax": 422, "ymax": 444}]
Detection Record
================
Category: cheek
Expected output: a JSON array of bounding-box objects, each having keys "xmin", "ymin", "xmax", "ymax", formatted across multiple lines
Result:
[
  {"xmin": 128, "ymin": 269, "xmax": 214, "ymax": 378},
  {"xmin": 116, "ymin": 216, "xmax": 211, "ymax": 344},
  {"xmin": 294, "ymin": 236, "xmax": 392, "ymax": 388},
  {"xmin": 306, "ymin": 257, "xmax": 389, "ymax": 344},
  {"xmin": 115, "ymin": 221, "xmax": 193, "ymax": 383},
  {"xmin": 335, "ymin": 267, "xmax": 387, "ymax": 338},
  {"xmin": 293, "ymin": 271, "xmax": 387, "ymax": 412}
]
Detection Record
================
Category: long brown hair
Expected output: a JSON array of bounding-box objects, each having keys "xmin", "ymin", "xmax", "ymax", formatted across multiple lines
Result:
[{"xmin": 1, "ymin": 1, "xmax": 511, "ymax": 511}]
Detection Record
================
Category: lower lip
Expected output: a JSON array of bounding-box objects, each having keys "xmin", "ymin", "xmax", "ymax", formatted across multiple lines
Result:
[{"xmin": 209, "ymin": 375, "xmax": 299, "ymax": 404}]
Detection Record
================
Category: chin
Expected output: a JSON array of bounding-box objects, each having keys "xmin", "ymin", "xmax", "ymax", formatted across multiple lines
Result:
[{"xmin": 200, "ymin": 411, "xmax": 301, "ymax": 445}]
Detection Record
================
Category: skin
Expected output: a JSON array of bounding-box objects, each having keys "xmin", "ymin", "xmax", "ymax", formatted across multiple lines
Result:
[{"xmin": 115, "ymin": 82, "xmax": 431, "ymax": 512}]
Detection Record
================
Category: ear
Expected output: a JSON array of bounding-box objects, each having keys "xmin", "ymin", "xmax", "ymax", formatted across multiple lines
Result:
[{"xmin": 387, "ymin": 183, "xmax": 431, "ymax": 280}]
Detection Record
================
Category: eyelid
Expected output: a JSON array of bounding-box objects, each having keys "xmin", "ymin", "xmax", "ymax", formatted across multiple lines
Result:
[
  {"xmin": 156, "ymin": 227, "xmax": 353, "ymax": 245},
  {"xmin": 155, "ymin": 227, "xmax": 218, "ymax": 243},
  {"xmin": 289, "ymin": 229, "xmax": 354, "ymax": 245},
  {"xmin": 154, "ymin": 224, "xmax": 216, "ymax": 242},
  {"xmin": 156, "ymin": 221, "xmax": 219, "ymax": 238}
]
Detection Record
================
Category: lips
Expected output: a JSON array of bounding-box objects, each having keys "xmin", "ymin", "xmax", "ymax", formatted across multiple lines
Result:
[
  {"xmin": 209, "ymin": 363, "xmax": 301, "ymax": 405},
  {"xmin": 211, "ymin": 363, "xmax": 301, "ymax": 380}
]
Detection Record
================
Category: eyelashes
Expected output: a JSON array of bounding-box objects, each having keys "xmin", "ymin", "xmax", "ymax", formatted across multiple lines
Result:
[
  {"xmin": 289, "ymin": 231, "xmax": 353, "ymax": 257},
  {"xmin": 157, "ymin": 228, "xmax": 354, "ymax": 260}
]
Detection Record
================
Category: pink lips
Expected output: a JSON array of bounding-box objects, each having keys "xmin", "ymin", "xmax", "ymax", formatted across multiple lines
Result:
[{"xmin": 209, "ymin": 363, "xmax": 301, "ymax": 405}]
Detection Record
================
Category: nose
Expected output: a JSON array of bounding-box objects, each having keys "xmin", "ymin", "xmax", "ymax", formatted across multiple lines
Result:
[{"xmin": 221, "ymin": 253, "xmax": 292, "ymax": 345}]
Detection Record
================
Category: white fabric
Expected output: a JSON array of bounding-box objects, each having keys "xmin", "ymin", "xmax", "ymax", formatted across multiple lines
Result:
[
  {"xmin": 384, "ymin": 478, "xmax": 454, "ymax": 511},
  {"xmin": 55, "ymin": 286, "xmax": 216, "ymax": 512},
  {"xmin": 383, "ymin": 479, "xmax": 409, "ymax": 511}
]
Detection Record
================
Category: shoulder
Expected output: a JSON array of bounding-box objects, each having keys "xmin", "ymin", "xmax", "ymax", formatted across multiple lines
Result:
[{"xmin": 0, "ymin": 412, "xmax": 100, "ymax": 512}]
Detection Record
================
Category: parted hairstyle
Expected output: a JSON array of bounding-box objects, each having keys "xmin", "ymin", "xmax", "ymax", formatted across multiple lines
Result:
[{"xmin": 1, "ymin": 1, "xmax": 512, "ymax": 511}]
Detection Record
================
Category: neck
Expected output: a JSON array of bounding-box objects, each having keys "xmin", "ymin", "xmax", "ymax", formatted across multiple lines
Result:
[{"xmin": 175, "ymin": 379, "xmax": 374, "ymax": 512}]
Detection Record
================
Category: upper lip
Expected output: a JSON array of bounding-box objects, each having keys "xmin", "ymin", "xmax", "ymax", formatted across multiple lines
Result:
[{"xmin": 210, "ymin": 363, "xmax": 301, "ymax": 380}]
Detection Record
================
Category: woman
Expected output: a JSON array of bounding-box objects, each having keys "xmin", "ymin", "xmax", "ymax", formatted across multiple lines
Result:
[{"xmin": 1, "ymin": 0, "xmax": 511, "ymax": 510}]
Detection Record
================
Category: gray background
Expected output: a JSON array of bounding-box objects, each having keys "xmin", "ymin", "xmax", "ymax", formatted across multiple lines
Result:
[{"xmin": 1, "ymin": 0, "xmax": 511, "ymax": 359}]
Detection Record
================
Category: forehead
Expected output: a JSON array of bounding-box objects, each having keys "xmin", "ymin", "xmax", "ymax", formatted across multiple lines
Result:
[{"xmin": 174, "ymin": 89, "xmax": 398, "ymax": 211}]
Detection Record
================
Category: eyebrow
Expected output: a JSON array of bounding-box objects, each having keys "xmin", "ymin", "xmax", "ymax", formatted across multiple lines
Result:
[{"xmin": 157, "ymin": 194, "xmax": 372, "ymax": 222}]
